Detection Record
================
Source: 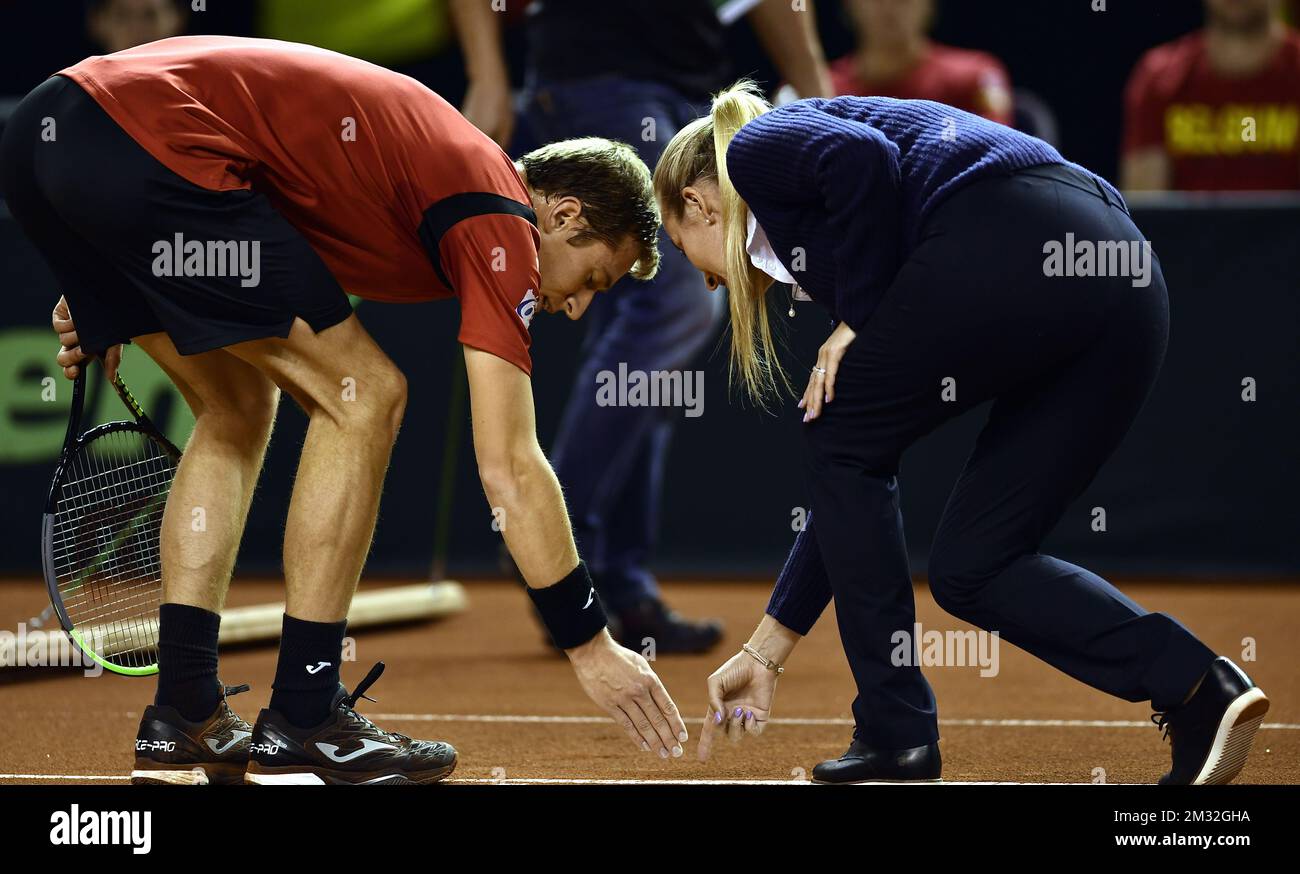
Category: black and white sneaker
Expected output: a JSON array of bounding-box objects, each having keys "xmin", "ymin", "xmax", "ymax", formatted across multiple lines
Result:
[
  {"xmin": 130, "ymin": 684, "xmax": 253, "ymax": 785},
  {"xmin": 1152, "ymin": 657, "xmax": 1269, "ymax": 785},
  {"xmin": 244, "ymin": 662, "xmax": 457, "ymax": 785}
]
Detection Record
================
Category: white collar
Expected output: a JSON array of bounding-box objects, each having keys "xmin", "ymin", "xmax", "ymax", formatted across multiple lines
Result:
[
  {"xmin": 745, "ymin": 210, "xmax": 795, "ymax": 284},
  {"xmin": 745, "ymin": 211, "xmax": 809, "ymax": 299}
]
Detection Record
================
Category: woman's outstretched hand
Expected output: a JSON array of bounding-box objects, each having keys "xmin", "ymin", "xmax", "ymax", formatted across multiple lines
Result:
[
  {"xmin": 800, "ymin": 321, "xmax": 857, "ymax": 422},
  {"xmin": 698, "ymin": 648, "xmax": 780, "ymax": 761}
]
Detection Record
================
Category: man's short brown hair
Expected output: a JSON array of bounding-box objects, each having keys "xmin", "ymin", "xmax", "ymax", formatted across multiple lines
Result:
[{"xmin": 520, "ymin": 137, "xmax": 661, "ymax": 280}]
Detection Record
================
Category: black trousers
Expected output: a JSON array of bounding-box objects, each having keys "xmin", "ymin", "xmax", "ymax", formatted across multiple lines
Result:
[{"xmin": 805, "ymin": 163, "xmax": 1216, "ymax": 749}]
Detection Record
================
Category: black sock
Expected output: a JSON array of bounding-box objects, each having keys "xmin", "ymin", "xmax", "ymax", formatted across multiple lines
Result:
[
  {"xmin": 269, "ymin": 614, "xmax": 346, "ymax": 729},
  {"xmin": 155, "ymin": 603, "xmax": 222, "ymax": 722}
]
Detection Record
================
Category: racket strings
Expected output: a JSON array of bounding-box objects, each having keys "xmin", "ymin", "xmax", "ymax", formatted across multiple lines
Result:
[{"xmin": 50, "ymin": 427, "xmax": 177, "ymax": 668}]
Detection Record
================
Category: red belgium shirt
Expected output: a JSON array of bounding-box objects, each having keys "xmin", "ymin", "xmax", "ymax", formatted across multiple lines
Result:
[
  {"xmin": 1123, "ymin": 29, "xmax": 1300, "ymax": 191},
  {"xmin": 61, "ymin": 36, "xmax": 540, "ymax": 373}
]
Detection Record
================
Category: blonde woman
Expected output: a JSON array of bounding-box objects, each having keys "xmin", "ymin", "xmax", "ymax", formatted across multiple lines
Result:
[{"xmin": 653, "ymin": 83, "xmax": 1269, "ymax": 784}]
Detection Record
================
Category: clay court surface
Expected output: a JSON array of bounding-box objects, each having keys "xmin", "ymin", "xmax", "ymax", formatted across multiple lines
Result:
[{"xmin": 1, "ymin": 578, "xmax": 1296, "ymax": 785}]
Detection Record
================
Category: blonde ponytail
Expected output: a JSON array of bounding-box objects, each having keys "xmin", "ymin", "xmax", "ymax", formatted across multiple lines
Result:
[{"xmin": 654, "ymin": 80, "xmax": 788, "ymax": 407}]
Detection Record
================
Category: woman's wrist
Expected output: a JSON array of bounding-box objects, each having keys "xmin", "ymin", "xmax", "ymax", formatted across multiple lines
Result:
[{"xmin": 748, "ymin": 614, "xmax": 801, "ymax": 666}]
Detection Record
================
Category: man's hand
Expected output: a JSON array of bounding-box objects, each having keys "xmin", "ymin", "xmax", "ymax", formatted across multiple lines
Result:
[
  {"xmin": 699, "ymin": 648, "xmax": 779, "ymax": 761},
  {"xmin": 568, "ymin": 630, "xmax": 689, "ymax": 758},
  {"xmin": 52, "ymin": 295, "xmax": 120, "ymax": 380}
]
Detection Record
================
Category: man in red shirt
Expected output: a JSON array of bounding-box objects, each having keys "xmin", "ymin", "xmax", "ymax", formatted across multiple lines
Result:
[
  {"xmin": 829, "ymin": 0, "xmax": 1013, "ymax": 125},
  {"xmin": 0, "ymin": 36, "xmax": 688, "ymax": 785},
  {"xmin": 1122, "ymin": 0, "xmax": 1300, "ymax": 191}
]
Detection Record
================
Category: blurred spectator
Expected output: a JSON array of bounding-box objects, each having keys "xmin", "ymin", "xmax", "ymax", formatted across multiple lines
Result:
[
  {"xmin": 257, "ymin": 0, "xmax": 472, "ymax": 102},
  {"xmin": 258, "ymin": 0, "xmax": 449, "ymax": 71},
  {"xmin": 87, "ymin": 0, "xmax": 186, "ymax": 53},
  {"xmin": 1122, "ymin": 0, "xmax": 1300, "ymax": 191},
  {"xmin": 453, "ymin": 0, "xmax": 831, "ymax": 653},
  {"xmin": 829, "ymin": 0, "xmax": 1013, "ymax": 124}
]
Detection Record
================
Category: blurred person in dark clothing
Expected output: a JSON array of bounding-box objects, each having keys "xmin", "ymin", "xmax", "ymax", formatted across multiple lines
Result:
[
  {"xmin": 87, "ymin": 0, "xmax": 186, "ymax": 53},
  {"xmin": 829, "ymin": 0, "xmax": 1012, "ymax": 125},
  {"xmin": 453, "ymin": 0, "xmax": 831, "ymax": 654},
  {"xmin": 1122, "ymin": 0, "xmax": 1300, "ymax": 191}
]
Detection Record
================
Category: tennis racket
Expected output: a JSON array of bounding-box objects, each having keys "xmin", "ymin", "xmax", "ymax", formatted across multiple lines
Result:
[{"xmin": 40, "ymin": 358, "xmax": 181, "ymax": 676}]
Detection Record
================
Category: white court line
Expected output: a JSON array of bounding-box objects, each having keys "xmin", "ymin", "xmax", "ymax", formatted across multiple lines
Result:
[
  {"xmin": 0, "ymin": 773, "xmax": 129, "ymax": 781},
  {"xmin": 368, "ymin": 713, "xmax": 1300, "ymax": 730},
  {"xmin": 445, "ymin": 777, "xmax": 1105, "ymax": 786},
  {"xmin": 13, "ymin": 711, "xmax": 1300, "ymax": 730}
]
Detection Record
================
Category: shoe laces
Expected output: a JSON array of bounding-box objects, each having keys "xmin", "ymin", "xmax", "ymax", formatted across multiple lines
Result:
[
  {"xmin": 1151, "ymin": 709, "xmax": 1175, "ymax": 742},
  {"xmin": 338, "ymin": 662, "xmax": 410, "ymax": 744}
]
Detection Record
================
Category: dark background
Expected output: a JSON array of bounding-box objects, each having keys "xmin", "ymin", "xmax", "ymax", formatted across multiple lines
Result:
[
  {"xmin": 0, "ymin": 1, "xmax": 1207, "ymax": 182},
  {"xmin": 4, "ymin": 200, "xmax": 1297, "ymax": 579},
  {"xmin": 0, "ymin": 1, "xmax": 1295, "ymax": 580}
]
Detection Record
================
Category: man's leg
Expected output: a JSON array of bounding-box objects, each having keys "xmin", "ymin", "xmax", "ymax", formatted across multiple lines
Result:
[
  {"xmin": 223, "ymin": 314, "xmax": 406, "ymax": 727},
  {"xmin": 129, "ymin": 333, "xmax": 278, "ymax": 720},
  {"xmin": 599, "ymin": 416, "xmax": 670, "ymax": 610}
]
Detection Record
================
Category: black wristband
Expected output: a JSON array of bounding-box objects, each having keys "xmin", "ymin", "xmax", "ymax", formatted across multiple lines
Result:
[{"xmin": 526, "ymin": 561, "xmax": 607, "ymax": 650}]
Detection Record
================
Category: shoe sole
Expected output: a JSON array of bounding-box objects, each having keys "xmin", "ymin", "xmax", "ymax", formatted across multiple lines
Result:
[
  {"xmin": 130, "ymin": 762, "xmax": 247, "ymax": 786},
  {"xmin": 1191, "ymin": 688, "xmax": 1269, "ymax": 785},
  {"xmin": 244, "ymin": 758, "xmax": 457, "ymax": 786}
]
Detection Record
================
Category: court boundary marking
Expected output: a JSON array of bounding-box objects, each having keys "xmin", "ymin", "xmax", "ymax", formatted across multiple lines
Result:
[
  {"xmin": 368, "ymin": 713, "xmax": 1300, "ymax": 730},
  {"xmin": 4, "ymin": 711, "xmax": 1294, "ymax": 783},
  {"xmin": 10, "ymin": 711, "xmax": 1300, "ymax": 730}
]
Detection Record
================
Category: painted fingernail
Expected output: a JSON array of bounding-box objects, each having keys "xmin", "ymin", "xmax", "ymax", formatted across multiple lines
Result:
[
  {"xmin": 679, "ymin": 730, "xmax": 689, "ymax": 742},
  {"xmin": 734, "ymin": 707, "xmax": 743, "ymax": 718},
  {"xmin": 797, "ymin": 398, "xmax": 805, "ymax": 409},
  {"xmin": 672, "ymin": 745, "xmax": 683, "ymax": 757},
  {"xmin": 746, "ymin": 710, "xmax": 753, "ymax": 720},
  {"xmin": 824, "ymin": 393, "xmax": 830, "ymax": 403},
  {"xmin": 659, "ymin": 747, "xmax": 669, "ymax": 759},
  {"xmin": 714, "ymin": 711, "xmax": 723, "ymax": 724},
  {"xmin": 802, "ymin": 413, "xmax": 810, "ymax": 423}
]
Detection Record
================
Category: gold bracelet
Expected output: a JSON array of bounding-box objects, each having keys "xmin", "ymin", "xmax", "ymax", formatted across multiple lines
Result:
[{"xmin": 742, "ymin": 643, "xmax": 785, "ymax": 675}]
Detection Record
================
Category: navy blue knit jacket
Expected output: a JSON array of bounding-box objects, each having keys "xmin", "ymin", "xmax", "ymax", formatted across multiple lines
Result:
[{"xmin": 731, "ymin": 97, "xmax": 1115, "ymax": 634}]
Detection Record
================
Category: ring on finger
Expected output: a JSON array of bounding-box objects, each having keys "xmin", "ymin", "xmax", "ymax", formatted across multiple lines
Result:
[{"xmin": 812, "ymin": 366, "xmax": 827, "ymax": 375}]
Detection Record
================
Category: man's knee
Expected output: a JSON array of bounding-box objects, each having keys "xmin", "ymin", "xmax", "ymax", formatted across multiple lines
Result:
[
  {"xmin": 329, "ymin": 356, "xmax": 406, "ymax": 440},
  {"xmin": 198, "ymin": 381, "xmax": 280, "ymax": 447},
  {"xmin": 218, "ymin": 381, "xmax": 280, "ymax": 429}
]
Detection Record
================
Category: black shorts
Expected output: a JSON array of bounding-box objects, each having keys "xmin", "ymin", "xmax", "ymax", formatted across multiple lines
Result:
[{"xmin": 0, "ymin": 75, "xmax": 353, "ymax": 356}]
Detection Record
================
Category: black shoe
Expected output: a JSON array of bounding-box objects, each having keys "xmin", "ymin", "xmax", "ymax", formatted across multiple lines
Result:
[
  {"xmin": 131, "ymin": 684, "xmax": 253, "ymax": 785},
  {"xmin": 614, "ymin": 597, "xmax": 723, "ymax": 655},
  {"xmin": 245, "ymin": 662, "xmax": 457, "ymax": 785},
  {"xmin": 812, "ymin": 739, "xmax": 942, "ymax": 784},
  {"xmin": 1152, "ymin": 657, "xmax": 1269, "ymax": 785}
]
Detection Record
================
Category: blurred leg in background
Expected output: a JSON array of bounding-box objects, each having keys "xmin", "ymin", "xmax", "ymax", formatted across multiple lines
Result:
[{"xmin": 523, "ymin": 76, "xmax": 726, "ymax": 653}]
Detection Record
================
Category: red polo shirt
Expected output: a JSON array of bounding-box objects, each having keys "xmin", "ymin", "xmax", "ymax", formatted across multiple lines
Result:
[
  {"xmin": 62, "ymin": 35, "xmax": 539, "ymax": 373},
  {"xmin": 830, "ymin": 42, "xmax": 1014, "ymax": 125}
]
